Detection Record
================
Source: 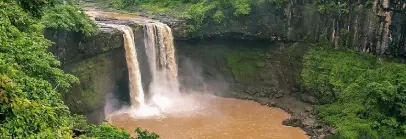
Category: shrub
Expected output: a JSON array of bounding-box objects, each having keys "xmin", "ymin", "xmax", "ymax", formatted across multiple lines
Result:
[
  {"xmin": 41, "ymin": 4, "xmax": 98, "ymax": 36},
  {"xmin": 302, "ymin": 44, "xmax": 406, "ymax": 138},
  {"xmin": 0, "ymin": 1, "xmax": 157, "ymax": 139}
]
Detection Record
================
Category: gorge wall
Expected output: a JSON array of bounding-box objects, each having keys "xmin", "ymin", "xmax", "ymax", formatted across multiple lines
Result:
[
  {"xmin": 45, "ymin": 27, "xmax": 130, "ymax": 123},
  {"xmin": 44, "ymin": 21, "xmax": 313, "ymax": 121},
  {"xmin": 44, "ymin": 1, "xmax": 406, "ymax": 136},
  {"xmin": 39, "ymin": 1, "xmax": 406, "ymax": 138},
  {"xmin": 45, "ymin": 23, "xmax": 328, "ymax": 136},
  {"xmin": 161, "ymin": 0, "xmax": 406, "ymax": 57}
]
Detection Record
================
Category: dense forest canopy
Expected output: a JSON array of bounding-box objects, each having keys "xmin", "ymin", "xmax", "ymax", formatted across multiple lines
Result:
[
  {"xmin": 0, "ymin": 0, "xmax": 157, "ymax": 138},
  {"xmin": 302, "ymin": 43, "xmax": 406, "ymax": 139}
]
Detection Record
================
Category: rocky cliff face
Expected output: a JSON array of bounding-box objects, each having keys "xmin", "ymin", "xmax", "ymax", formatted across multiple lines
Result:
[
  {"xmin": 45, "ymin": 28, "xmax": 130, "ymax": 123},
  {"xmin": 161, "ymin": 0, "xmax": 406, "ymax": 57}
]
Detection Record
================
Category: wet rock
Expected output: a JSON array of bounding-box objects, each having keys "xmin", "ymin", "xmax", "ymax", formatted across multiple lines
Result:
[
  {"xmin": 99, "ymin": 28, "xmax": 117, "ymax": 34},
  {"xmin": 258, "ymin": 92, "xmax": 267, "ymax": 97},
  {"xmin": 245, "ymin": 86, "xmax": 281, "ymax": 98},
  {"xmin": 274, "ymin": 92, "xmax": 284, "ymax": 98},
  {"xmin": 301, "ymin": 94, "xmax": 318, "ymax": 104},
  {"xmin": 330, "ymin": 128, "xmax": 337, "ymax": 135},
  {"xmin": 98, "ymin": 19, "xmax": 133, "ymax": 26},
  {"xmin": 282, "ymin": 118, "xmax": 301, "ymax": 127},
  {"xmin": 317, "ymin": 128, "xmax": 325, "ymax": 133},
  {"xmin": 301, "ymin": 117, "xmax": 316, "ymax": 126},
  {"xmin": 303, "ymin": 126, "xmax": 314, "ymax": 135},
  {"xmin": 139, "ymin": 13, "xmax": 147, "ymax": 17},
  {"xmin": 317, "ymin": 135, "xmax": 325, "ymax": 139},
  {"xmin": 257, "ymin": 97, "xmax": 270, "ymax": 105},
  {"xmin": 95, "ymin": 17, "xmax": 114, "ymax": 21},
  {"xmin": 267, "ymin": 100, "xmax": 277, "ymax": 107},
  {"xmin": 231, "ymin": 92, "xmax": 255, "ymax": 100},
  {"xmin": 304, "ymin": 106, "xmax": 314, "ymax": 112},
  {"xmin": 72, "ymin": 129, "xmax": 87, "ymax": 138}
]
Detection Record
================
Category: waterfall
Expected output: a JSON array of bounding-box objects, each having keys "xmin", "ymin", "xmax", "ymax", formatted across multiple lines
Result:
[
  {"xmin": 99, "ymin": 23, "xmax": 145, "ymax": 108},
  {"xmin": 143, "ymin": 23, "xmax": 180, "ymax": 95},
  {"xmin": 99, "ymin": 21, "xmax": 179, "ymax": 116}
]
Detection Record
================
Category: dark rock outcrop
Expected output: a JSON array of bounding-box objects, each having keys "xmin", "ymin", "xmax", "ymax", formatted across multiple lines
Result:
[
  {"xmin": 45, "ymin": 28, "xmax": 130, "ymax": 124},
  {"xmin": 154, "ymin": 0, "xmax": 406, "ymax": 58}
]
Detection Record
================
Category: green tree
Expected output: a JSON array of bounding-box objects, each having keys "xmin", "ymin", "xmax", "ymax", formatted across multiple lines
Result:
[
  {"xmin": 302, "ymin": 44, "xmax": 406, "ymax": 139},
  {"xmin": 96, "ymin": 0, "xmax": 265, "ymax": 32},
  {"xmin": 0, "ymin": 1, "xmax": 158, "ymax": 139},
  {"xmin": 41, "ymin": 4, "xmax": 98, "ymax": 36},
  {"xmin": 0, "ymin": 0, "xmax": 78, "ymax": 138}
]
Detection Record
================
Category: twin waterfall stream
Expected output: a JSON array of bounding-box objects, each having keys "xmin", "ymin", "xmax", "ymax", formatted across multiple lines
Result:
[
  {"xmin": 100, "ymin": 22, "xmax": 179, "ymax": 110},
  {"xmin": 97, "ymin": 18, "xmax": 308, "ymax": 139}
]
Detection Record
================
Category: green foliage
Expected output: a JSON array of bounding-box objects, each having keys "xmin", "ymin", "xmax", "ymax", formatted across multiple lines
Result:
[
  {"xmin": 180, "ymin": 1, "xmax": 217, "ymax": 32},
  {"xmin": 302, "ymin": 44, "xmax": 406, "ymax": 138},
  {"xmin": 0, "ymin": 1, "xmax": 78, "ymax": 138},
  {"xmin": 71, "ymin": 114, "xmax": 90, "ymax": 129},
  {"xmin": 312, "ymin": 0, "xmax": 349, "ymax": 15},
  {"xmin": 231, "ymin": 0, "xmax": 251, "ymax": 16},
  {"xmin": 97, "ymin": 0, "xmax": 278, "ymax": 32},
  {"xmin": 256, "ymin": 61, "xmax": 265, "ymax": 68},
  {"xmin": 84, "ymin": 124, "xmax": 133, "ymax": 139},
  {"xmin": 259, "ymin": 0, "xmax": 288, "ymax": 6},
  {"xmin": 212, "ymin": 10, "xmax": 225, "ymax": 23},
  {"xmin": 312, "ymin": 0, "xmax": 374, "ymax": 15},
  {"xmin": 0, "ymin": 1, "xmax": 158, "ymax": 139},
  {"xmin": 226, "ymin": 48, "xmax": 269, "ymax": 83},
  {"xmin": 41, "ymin": 4, "xmax": 98, "ymax": 36},
  {"xmin": 134, "ymin": 128, "xmax": 160, "ymax": 139},
  {"xmin": 301, "ymin": 42, "xmax": 375, "ymax": 103},
  {"xmin": 14, "ymin": 0, "xmax": 56, "ymax": 18},
  {"xmin": 64, "ymin": 53, "xmax": 113, "ymax": 114},
  {"xmin": 83, "ymin": 124, "xmax": 160, "ymax": 139}
]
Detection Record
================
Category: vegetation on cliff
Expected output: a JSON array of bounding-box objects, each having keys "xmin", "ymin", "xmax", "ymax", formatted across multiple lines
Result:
[
  {"xmin": 41, "ymin": 4, "xmax": 98, "ymax": 36},
  {"xmin": 0, "ymin": 0, "xmax": 157, "ymax": 138},
  {"xmin": 96, "ymin": 0, "xmax": 288, "ymax": 32},
  {"xmin": 226, "ymin": 48, "xmax": 268, "ymax": 83},
  {"xmin": 302, "ymin": 43, "xmax": 406, "ymax": 139}
]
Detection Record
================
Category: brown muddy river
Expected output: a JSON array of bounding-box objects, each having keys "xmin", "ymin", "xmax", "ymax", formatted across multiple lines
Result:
[{"xmin": 110, "ymin": 96, "xmax": 308, "ymax": 139}]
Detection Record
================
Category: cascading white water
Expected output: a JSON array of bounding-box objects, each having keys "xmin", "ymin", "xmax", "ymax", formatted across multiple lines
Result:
[
  {"xmin": 143, "ymin": 24, "xmax": 158, "ymax": 78},
  {"xmin": 143, "ymin": 23, "xmax": 180, "ymax": 95},
  {"xmin": 99, "ymin": 23, "xmax": 145, "ymax": 109},
  {"xmin": 141, "ymin": 23, "xmax": 189, "ymax": 115},
  {"xmin": 103, "ymin": 21, "xmax": 197, "ymax": 118}
]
